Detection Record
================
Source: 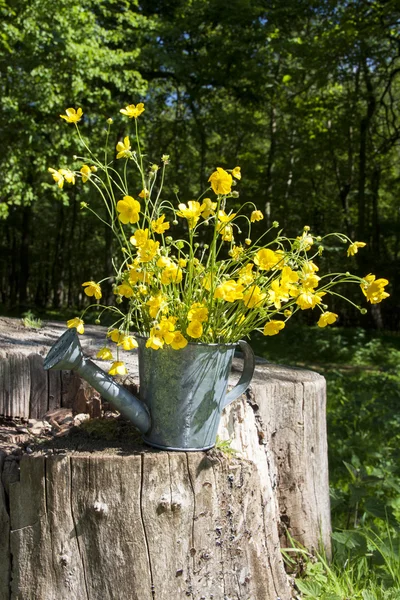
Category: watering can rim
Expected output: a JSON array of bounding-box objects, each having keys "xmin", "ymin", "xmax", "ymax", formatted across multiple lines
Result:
[{"xmin": 134, "ymin": 334, "xmax": 244, "ymax": 350}]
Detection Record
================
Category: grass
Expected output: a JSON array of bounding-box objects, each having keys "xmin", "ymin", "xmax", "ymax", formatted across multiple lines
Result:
[
  {"xmin": 21, "ymin": 310, "xmax": 43, "ymax": 329},
  {"xmin": 251, "ymin": 325, "xmax": 400, "ymax": 598}
]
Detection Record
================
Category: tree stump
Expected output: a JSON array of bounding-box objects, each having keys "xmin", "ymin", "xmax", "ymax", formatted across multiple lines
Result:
[{"xmin": 0, "ymin": 357, "xmax": 330, "ymax": 600}]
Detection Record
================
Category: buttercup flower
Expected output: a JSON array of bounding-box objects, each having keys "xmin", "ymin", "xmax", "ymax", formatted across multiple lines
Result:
[
  {"xmin": 152, "ymin": 215, "xmax": 170, "ymax": 234},
  {"xmin": 229, "ymin": 245, "xmax": 244, "ymax": 260},
  {"xmin": 254, "ymin": 249, "xmax": 282, "ymax": 270},
  {"xmin": 59, "ymin": 169, "xmax": 75, "ymax": 185},
  {"xmin": 139, "ymin": 188, "xmax": 149, "ymax": 199},
  {"xmin": 82, "ymin": 281, "xmax": 102, "ymax": 300},
  {"xmin": 67, "ymin": 317, "xmax": 84, "ymax": 334},
  {"xmin": 137, "ymin": 239, "xmax": 159, "ymax": 262},
  {"xmin": 117, "ymin": 196, "xmax": 141, "ymax": 224},
  {"xmin": 170, "ymin": 331, "xmax": 188, "ymax": 350},
  {"xmin": 187, "ymin": 320, "xmax": 203, "ymax": 338},
  {"xmin": 251, "ymin": 210, "xmax": 264, "ymax": 222},
  {"xmin": 232, "ymin": 166, "xmax": 241, "ymax": 180},
  {"xmin": 60, "ymin": 107, "xmax": 83, "ymax": 123},
  {"xmin": 116, "ymin": 136, "xmax": 131, "ymax": 159},
  {"xmin": 360, "ymin": 274, "xmax": 390, "ymax": 304},
  {"xmin": 188, "ymin": 303, "xmax": 208, "ymax": 323},
  {"xmin": 317, "ymin": 312, "xmax": 338, "ymax": 327},
  {"xmin": 263, "ymin": 320, "xmax": 285, "ymax": 336},
  {"xmin": 146, "ymin": 294, "xmax": 167, "ymax": 318},
  {"xmin": 108, "ymin": 361, "xmax": 128, "ymax": 375},
  {"xmin": 107, "ymin": 329, "xmax": 124, "ymax": 344},
  {"xmin": 120, "ymin": 103, "xmax": 145, "ymax": 119},
  {"xmin": 296, "ymin": 290, "xmax": 326, "ymax": 310},
  {"xmin": 208, "ymin": 168, "xmax": 233, "ymax": 195},
  {"xmin": 146, "ymin": 328, "xmax": 165, "ymax": 350},
  {"xmin": 48, "ymin": 168, "xmax": 65, "ymax": 189},
  {"xmin": 214, "ymin": 280, "xmax": 244, "ymax": 302},
  {"xmin": 238, "ymin": 264, "xmax": 254, "ymax": 285},
  {"xmin": 80, "ymin": 165, "xmax": 92, "ymax": 183},
  {"xmin": 114, "ymin": 283, "xmax": 134, "ymax": 298},
  {"xmin": 347, "ymin": 241, "xmax": 366, "ymax": 257},
  {"xmin": 243, "ymin": 285, "xmax": 266, "ymax": 308},
  {"xmin": 130, "ymin": 229, "xmax": 149, "ymax": 247},
  {"xmin": 201, "ymin": 198, "xmax": 217, "ymax": 219},
  {"xmin": 177, "ymin": 201, "xmax": 206, "ymax": 229},
  {"xmin": 160, "ymin": 264, "xmax": 182, "ymax": 285},
  {"xmin": 118, "ymin": 336, "xmax": 138, "ymax": 351},
  {"xmin": 96, "ymin": 347, "xmax": 113, "ymax": 360}
]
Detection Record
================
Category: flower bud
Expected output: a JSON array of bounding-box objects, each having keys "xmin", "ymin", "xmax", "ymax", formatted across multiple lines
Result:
[
  {"xmin": 318, "ymin": 246, "xmax": 324, "ymax": 255},
  {"xmin": 116, "ymin": 297, "xmax": 123, "ymax": 304},
  {"xmin": 360, "ymin": 308, "xmax": 367, "ymax": 315},
  {"xmin": 316, "ymin": 236, "xmax": 321, "ymax": 242},
  {"xmin": 165, "ymin": 236, "xmax": 173, "ymax": 244},
  {"xmin": 150, "ymin": 163, "xmax": 159, "ymax": 172},
  {"xmin": 107, "ymin": 118, "xmax": 113, "ymax": 124},
  {"xmin": 194, "ymin": 242, "xmax": 199, "ymax": 248},
  {"xmin": 173, "ymin": 220, "xmax": 178, "ymax": 225},
  {"xmin": 80, "ymin": 202, "xmax": 88, "ymax": 209},
  {"xmin": 304, "ymin": 225, "xmax": 310, "ymax": 232},
  {"xmin": 176, "ymin": 241, "xmax": 184, "ymax": 249},
  {"xmin": 273, "ymin": 221, "xmax": 279, "ymax": 228},
  {"xmin": 95, "ymin": 319, "xmax": 101, "ymax": 325},
  {"xmin": 129, "ymin": 320, "xmax": 134, "ymax": 326},
  {"xmin": 231, "ymin": 191, "xmax": 239, "ymax": 198},
  {"xmin": 245, "ymin": 238, "xmax": 252, "ymax": 245},
  {"xmin": 161, "ymin": 154, "xmax": 170, "ymax": 163},
  {"xmin": 73, "ymin": 155, "xmax": 78, "ymax": 160}
]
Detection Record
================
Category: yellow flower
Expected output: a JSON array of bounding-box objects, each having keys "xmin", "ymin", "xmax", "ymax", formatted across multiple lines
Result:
[
  {"xmin": 229, "ymin": 245, "xmax": 244, "ymax": 260},
  {"xmin": 263, "ymin": 320, "xmax": 285, "ymax": 336},
  {"xmin": 146, "ymin": 328, "xmax": 164, "ymax": 350},
  {"xmin": 254, "ymin": 248, "xmax": 282, "ymax": 270},
  {"xmin": 48, "ymin": 168, "xmax": 65, "ymax": 189},
  {"xmin": 156, "ymin": 316, "xmax": 176, "ymax": 345},
  {"xmin": 156, "ymin": 256, "xmax": 172, "ymax": 268},
  {"xmin": 208, "ymin": 167, "xmax": 233, "ymax": 195},
  {"xmin": 267, "ymin": 278, "xmax": 288, "ymax": 309},
  {"xmin": 250, "ymin": 210, "xmax": 264, "ymax": 222},
  {"xmin": 296, "ymin": 290, "xmax": 326, "ymax": 310},
  {"xmin": 178, "ymin": 258, "xmax": 187, "ymax": 268},
  {"xmin": 120, "ymin": 103, "xmax": 145, "ymax": 119},
  {"xmin": 214, "ymin": 280, "xmax": 244, "ymax": 302},
  {"xmin": 188, "ymin": 303, "xmax": 209, "ymax": 323},
  {"xmin": 82, "ymin": 281, "xmax": 102, "ymax": 300},
  {"xmin": 299, "ymin": 272, "xmax": 320, "ymax": 291},
  {"xmin": 60, "ymin": 107, "xmax": 83, "ymax": 123},
  {"xmin": 243, "ymin": 285, "xmax": 266, "ymax": 309},
  {"xmin": 59, "ymin": 169, "xmax": 75, "ymax": 185},
  {"xmin": 202, "ymin": 273, "xmax": 213, "ymax": 291},
  {"xmin": 80, "ymin": 165, "xmax": 92, "ymax": 183},
  {"xmin": 130, "ymin": 229, "xmax": 149, "ymax": 247},
  {"xmin": 245, "ymin": 238, "xmax": 252, "ymax": 245},
  {"xmin": 232, "ymin": 166, "xmax": 241, "ymax": 180},
  {"xmin": 302, "ymin": 260, "xmax": 319, "ymax": 273},
  {"xmin": 118, "ymin": 336, "xmax": 138, "ymax": 351},
  {"xmin": 296, "ymin": 232, "xmax": 314, "ymax": 251},
  {"xmin": 160, "ymin": 264, "xmax": 183, "ymax": 285},
  {"xmin": 117, "ymin": 196, "xmax": 141, "ymax": 224},
  {"xmin": 218, "ymin": 210, "xmax": 236, "ymax": 224},
  {"xmin": 317, "ymin": 312, "xmax": 338, "ymax": 328},
  {"xmin": 67, "ymin": 317, "xmax": 84, "ymax": 334},
  {"xmin": 137, "ymin": 239, "xmax": 159, "ymax": 263},
  {"xmin": 96, "ymin": 347, "xmax": 113, "ymax": 361},
  {"xmin": 177, "ymin": 201, "xmax": 206, "ymax": 229},
  {"xmin": 107, "ymin": 329, "xmax": 124, "ymax": 344},
  {"xmin": 221, "ymin": 224, "xmax": 234, "ymax": 242},
  {"xmin": 129, "ymin": 268, "xmax": 151, "ymax": 285},
  {"xmin": 108, "ymin": 361, "xmax": 128, "ymax": 375},
  {"xmin": 151, "ymin": 215, "xmax": 170, "ymax": 234},
  {"xmin": 347, "ymin": 241, "xmax": 366, "ymax": 257},
  {"xmin": 238, "ymin": 263, "xmax": 254, "ymax": 285},
  {"xmin": 139, "ymin": 188, "xmax": 149, "ymax": 199},
  {"xmin": 116, "ymin": 136, "xmax": 131, "ymax": 159},
  {"xmin": 170, "ymin": 331, "xmax": 188, "ymax": 350},
  {"xmin": 146, "ymin": 294, "xmax": 167, "ymax": 318},
  {"xmin": 360, "ymin": 274, "xmax": 390, "ymax": 304},
  {"xmin": 187, "ymin": 320, "xmax": 203, "ymax": 338},
  {"xmin": 114, "ymin": 283, "xmax": 134, "ymax": 298},
  {"xmin": 201, "ymin": 198, "xmax": 217, "ymax": 219}
]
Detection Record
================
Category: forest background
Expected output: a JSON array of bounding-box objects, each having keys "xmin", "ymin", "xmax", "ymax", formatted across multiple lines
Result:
[{"xmin": 0, "ymin": 0, "xmax": 399, "ymax": 331}]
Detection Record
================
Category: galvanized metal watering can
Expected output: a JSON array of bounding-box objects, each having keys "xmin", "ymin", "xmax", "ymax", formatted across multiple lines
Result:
[{"xmin": 44, "ymin": 328, "xmax": 255, "ymax": 451}]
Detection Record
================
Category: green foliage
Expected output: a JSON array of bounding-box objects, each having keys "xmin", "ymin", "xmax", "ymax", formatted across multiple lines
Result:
[
  {"xmin": 21, "ymin": 310, "xmax": 43, "ymax": 329},
  {"xmin": 215, "ymin": 436, "xmax": 238, "ymax": 457}
]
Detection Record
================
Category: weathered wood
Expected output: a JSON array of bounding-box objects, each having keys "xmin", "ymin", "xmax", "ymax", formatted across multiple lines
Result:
[
  {"xmin": 0, "ymin": 353, "xmax": 30, "ymax": 419},
  {"xmin": 220, "ymin": 361, "xmax": 331, "ymax": 555},
  {"xmin": 47, "ymin": 369, "xmax": 62, "ymax": 412},
  {"xmin": 61, "ymin": 370, "xmax": 81, "ymax": 408},
  {"xmin": 28, "ymin": 354, "xmax": 48, "ymax": 419},
  {"xmin": 0, "ymin": 451, "xmax": 10, "ymax": 600}
]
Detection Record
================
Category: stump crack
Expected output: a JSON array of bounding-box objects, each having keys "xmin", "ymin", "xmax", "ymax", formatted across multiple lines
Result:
[
  {"xmin": 140, "ymin": 454, "xmax": 155, "ymax": 600},
  {"xmin": 185, "ymin": 454, "xmax": 196, "ymax": 574},
  {"xmin": 69, "ymin": 457, "xmax": 89, "ymax": 600}
]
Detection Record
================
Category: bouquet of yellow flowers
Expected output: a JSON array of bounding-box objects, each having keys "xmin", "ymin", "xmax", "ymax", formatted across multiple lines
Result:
[{"xmin": 49, "ymin": 103, "xmax": 390, "ymax": 376}]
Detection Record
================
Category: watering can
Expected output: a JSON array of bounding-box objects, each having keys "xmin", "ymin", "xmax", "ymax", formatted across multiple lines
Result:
[{"xmin": 44, "ymin": 328, "xmax": 255, "ymax": 451}]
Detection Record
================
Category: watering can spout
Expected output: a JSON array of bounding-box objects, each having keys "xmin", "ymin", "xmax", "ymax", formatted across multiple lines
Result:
[{"xmin": 44, "ymin": 328, "xmax": 151, "ymax": 434}]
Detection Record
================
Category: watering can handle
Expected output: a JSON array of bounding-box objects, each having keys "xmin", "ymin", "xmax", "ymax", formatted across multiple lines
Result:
[{"xmin": 223, "ymin": 340, "xmax": 256, "ymax": 409}]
